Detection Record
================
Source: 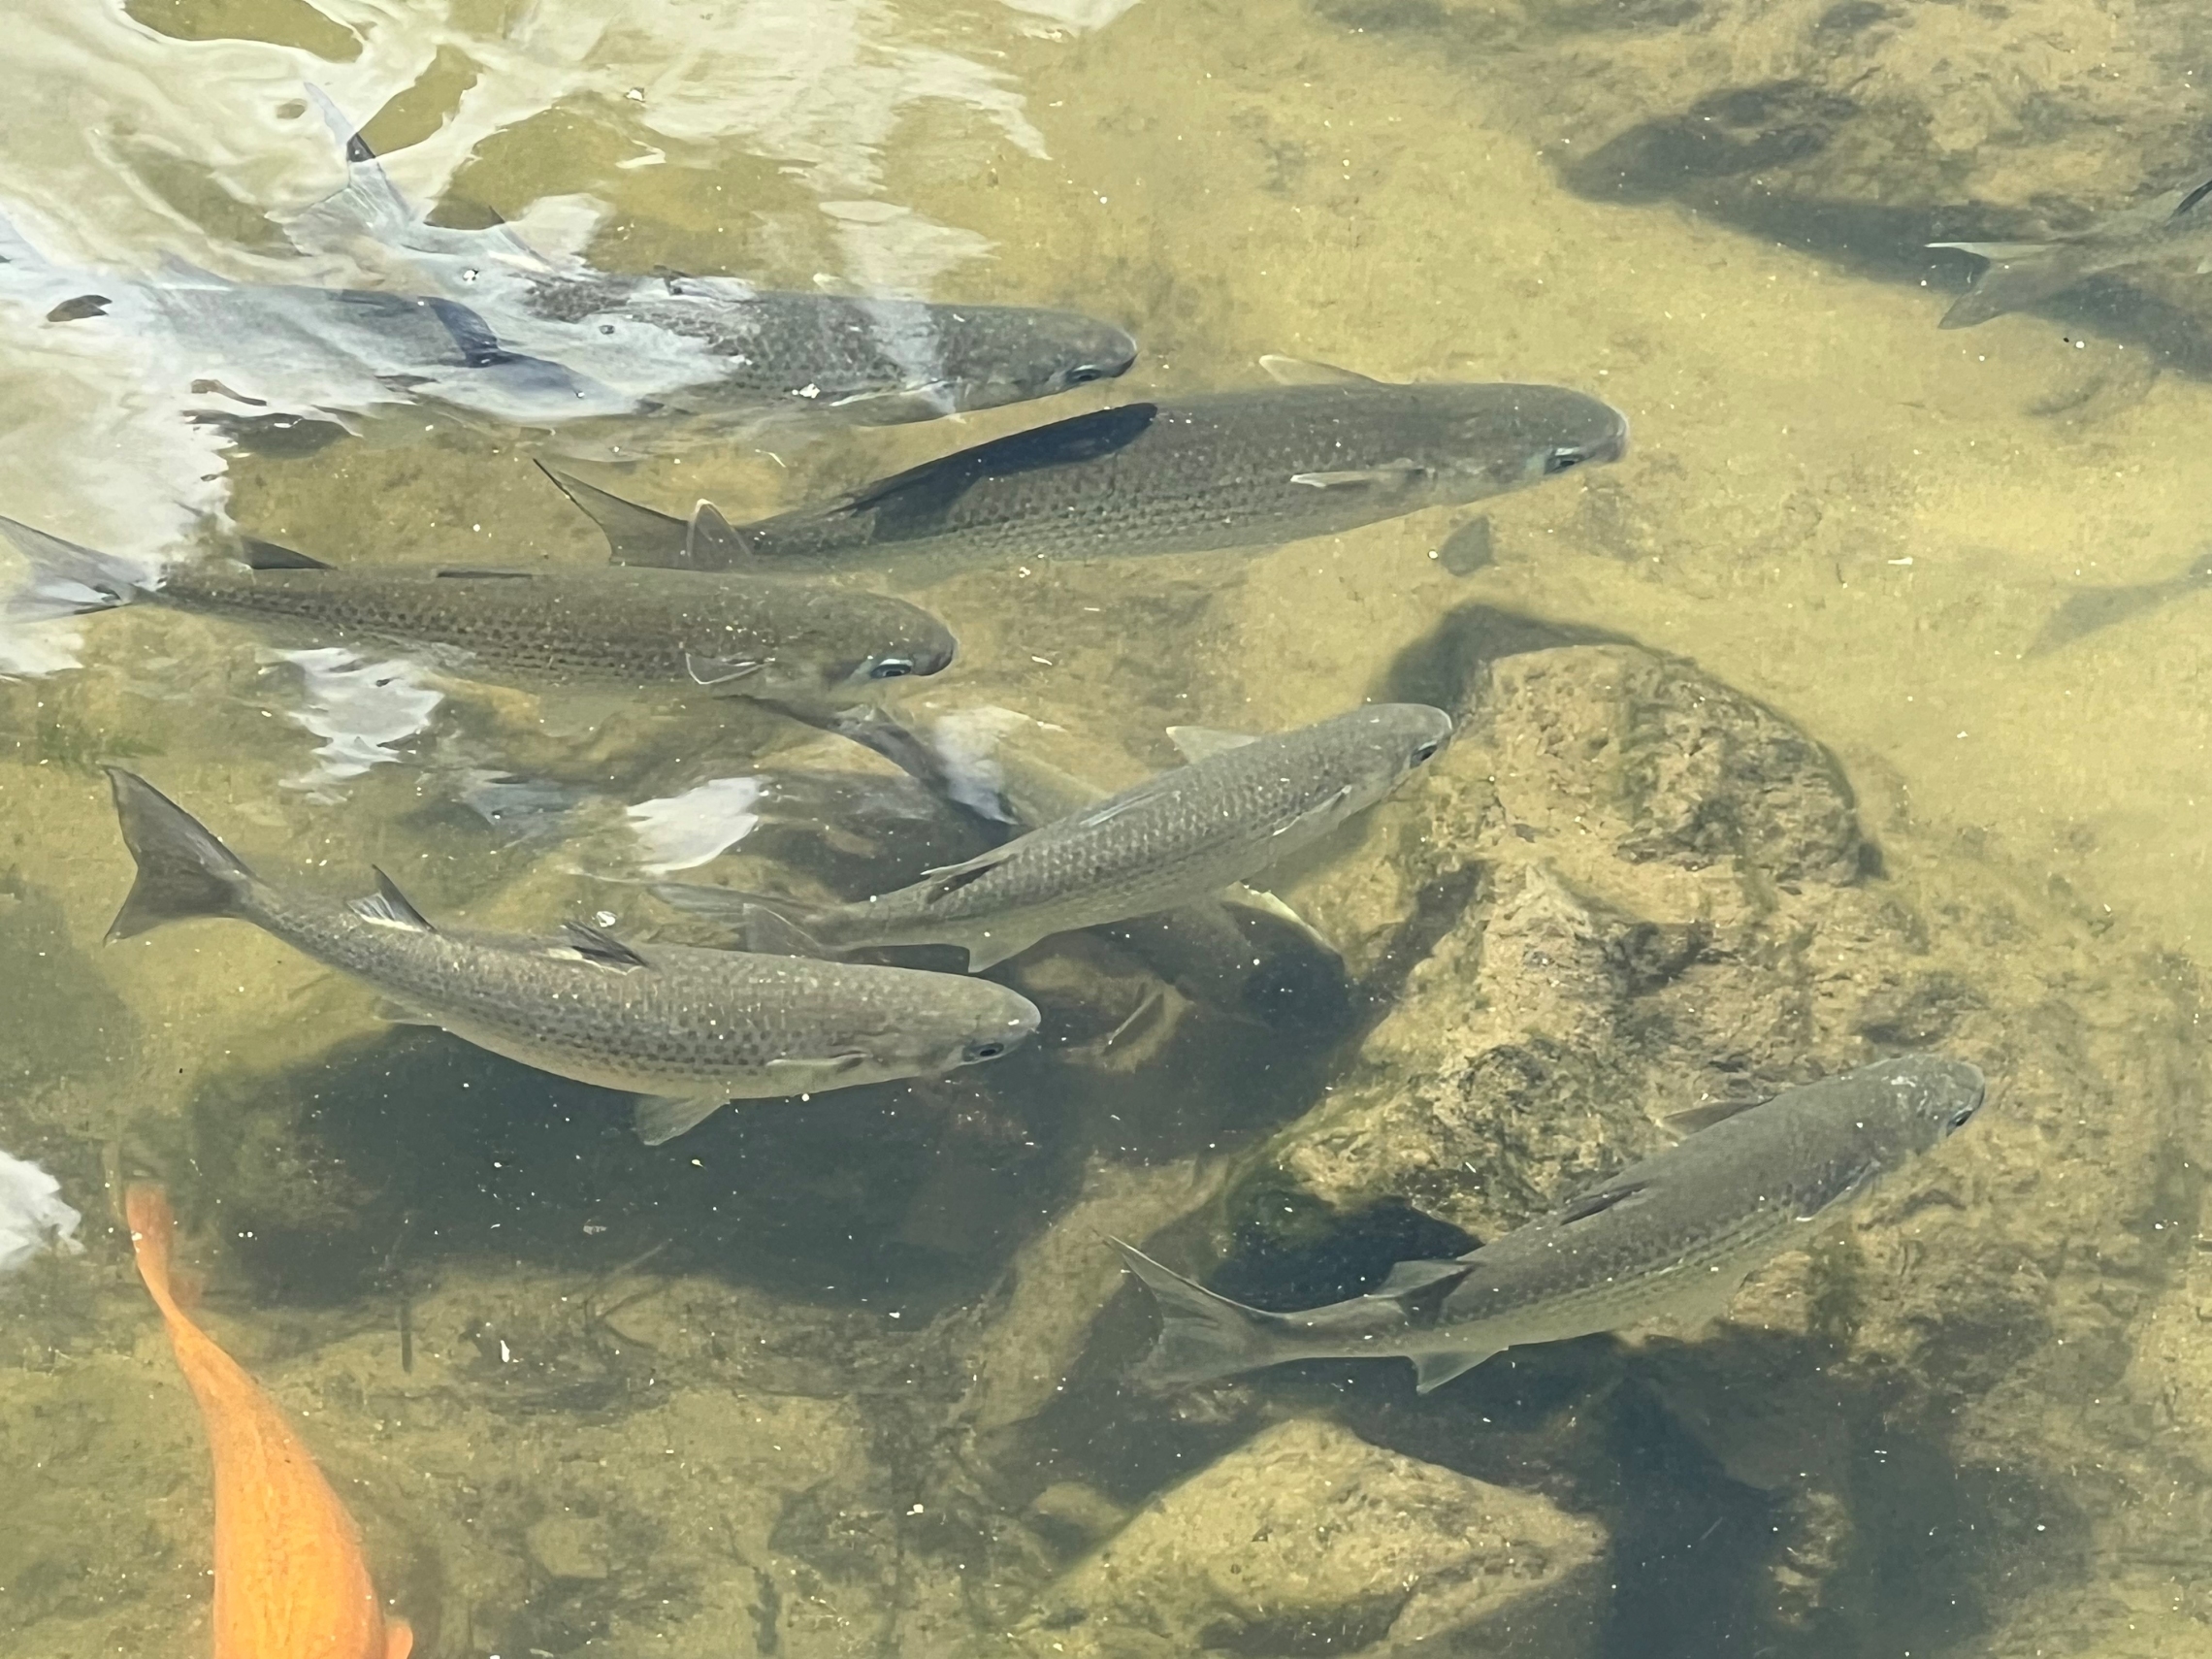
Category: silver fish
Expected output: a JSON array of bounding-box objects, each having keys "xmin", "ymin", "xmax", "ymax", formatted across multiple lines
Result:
[
  {"xmin": 102, "ymin": 768, "xmax": 1038, "ymax": 1142},
  {"xmin": 658, "ymin": 703, "xmax": 1451, "ymax": 971},
  {"xmin": 0, "ymin": 513, "xmax": 955, "ymax": 699},
  {"xmin": 549, "ymin": 373, "xmax": 1629, "ymax": 573},
  {"xmin": 1, "ymin": 113, "xmax": 1134, "ymax": 456},
  {"xmin": 764, "ymin": 699, "xmax": 1350, "ymax": 1019},
  {"xmin": 1113, "ymin": 1056, "xmax": 1987, "ymax": 1393},
  {"xmin": 1931, "ymin": 166, "xmax": 2212, "ymax": 328}
]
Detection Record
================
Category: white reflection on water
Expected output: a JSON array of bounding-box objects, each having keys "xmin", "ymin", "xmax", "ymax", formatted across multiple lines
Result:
[
  {"xmin": 271, "ymin": 645, "xmax": 444, "ymax": 792},
  {"xmin": 626, "ymin": 774, "xmax": 769, "ymax": 873},
  {"xmin": 0, "ymin": 0, "xmax": 1140, "ymax": 672}
]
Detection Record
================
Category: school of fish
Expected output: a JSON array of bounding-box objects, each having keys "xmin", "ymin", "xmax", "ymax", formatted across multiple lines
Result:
[{"xmin": 0, "ymin": 71, "xmax": 2028, "ymax": 1657}]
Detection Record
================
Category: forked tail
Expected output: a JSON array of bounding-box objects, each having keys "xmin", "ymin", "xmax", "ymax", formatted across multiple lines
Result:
[
  {"xmin": 1931, "ymin": 241, "xmax": 2100, "ymax": 329},
  {"xmin": 104, "ymin": 768, "xmax": 256, "ymax": 940},
  {"xmin": 1109, "ymin": 1238, "xmax": 1296, "ymax": 1386},
  {"xmin": 0, "ymin": 513, "xmax": 148, "ymax": 624}
]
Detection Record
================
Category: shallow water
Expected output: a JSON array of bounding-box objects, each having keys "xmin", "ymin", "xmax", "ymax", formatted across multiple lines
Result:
[{"xmin": 6, "ymin": 2, "xmax": 2212, "ymax": 1656}]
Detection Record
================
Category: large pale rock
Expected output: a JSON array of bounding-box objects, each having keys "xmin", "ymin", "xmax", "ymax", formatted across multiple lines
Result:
[{"xmin": 1012, "ymin": 1416, "xmax": 1604, "ymax": 1659}]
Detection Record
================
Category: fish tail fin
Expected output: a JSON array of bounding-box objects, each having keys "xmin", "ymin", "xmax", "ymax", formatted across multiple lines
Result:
[
  {"xmin": 1931, "ymin": 241, "xmax": 2098, "ymax": 329},
  {"xmin": 1109, "ymin": 1238, "xmax": 1298, "ymax": 1386},
  {"xmin": 124, "ymin": 1183, "xmax": 183, "ymax": 1317},
  {"xmin": 104, "ymin": 768, "xmax": 256, "ymax": 940},
  {"xmin": 651, "ymin": 883, "xmax": 848, "ymax": 956},
  {"xmin": 0, "ymin": 513, "xmax": 147, "ymax": 623}
]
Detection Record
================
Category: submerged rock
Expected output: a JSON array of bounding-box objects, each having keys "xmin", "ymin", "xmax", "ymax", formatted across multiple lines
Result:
[{"xmin": 1011, "ymin": 1416, "xmax": 1604, "ymax": 1659}]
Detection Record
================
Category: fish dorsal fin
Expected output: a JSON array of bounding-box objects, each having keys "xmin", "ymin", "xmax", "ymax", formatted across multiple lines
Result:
[
  {"xmin": 1369, "ymin": 1258, "xmax": 1473, "ymax": 1298},
  {"xmin": 831, "ymin": 403, "xmax": 1159, "ymax": 528},
  {"xmin": 1557, "ymin": 1180, "xmax": 1652, "ymax": 1225},
  {"xmin": 2170, "ymin": 171, "xmax": 2212, "ymax": 220},
  {"xmin": 684, "ymin": 651, "xmax": 765, "ymax": 687},
  {"xmin": 537, "ymin": 461, "xmax": 689, "ymax": 565},
  {"xmin": 560, "ymin": 920, "xmax": 648, "ymax": 967},
  {"xmin": 434, "ymin": 568, "xmax": 535, "ymax": 579},
  {"xmin": 45, "ymin": 294, "xmax": 113, "ymax": 323},
  {"xmin": 1165, "ymin": 726, "xmax": 1258, "ymax": 764},
  {"xmin": 1664, "ymin": 1093, "xmax": 1767, "ymax": 1135},
  {"xmin": 687, "ymin": 501, "xmax": 752, "ymax": 565},
  {"xmin": 634, "ymin": 1093, "xmax": 728, "ymax": 1145},
  {"xmin": 920, "ymin": 842, "xmax": 1020, "ymax": 900},
  {"xmin": 351, "ymin": 868, "xmax": 436, "ymax": 930},
  {"xmin": 242, "ymin": 538, "xmax": 333, "ymax": 571},
  {"xmin": 1258, "ymin": 354, "xmax": 1381, "ymax": 386},
  {"xmin": 1413, "ymin": 1348, "xmax": 1497, "ymax": 1394}
]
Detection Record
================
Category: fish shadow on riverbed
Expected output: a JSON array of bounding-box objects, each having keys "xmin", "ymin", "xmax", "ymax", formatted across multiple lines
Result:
[{"xmin": 180, "ymin": 958, "xmax": 1350, "ymax": 1317}]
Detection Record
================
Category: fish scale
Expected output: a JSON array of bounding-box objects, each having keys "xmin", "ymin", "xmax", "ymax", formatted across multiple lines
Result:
[
  {"xmin": 101, "ymin": 769, "xmax": 1038, "ymax": 1143},
  {"xmin": 0, "ymin": 510, "xmax": 957, "ymax": 699},
  {"xmin": 660, "ymin": 702, "xmax": 1453, "ymax": 970},
  {"xmin": 664, "ymin": 381, "xmax": 1631, "ymax": 572},
  {"xmin": 1115, "ymin": 1056, "xmax": 1987, "ymax": 1391}
]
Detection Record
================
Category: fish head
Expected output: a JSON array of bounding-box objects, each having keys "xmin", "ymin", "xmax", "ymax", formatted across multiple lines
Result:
[
  {"xmin": 827, "ymin": 603, "xmax": 960, "ymax": 694},
  {"xmin": 915, "ymin": 982, "xmax": 1043, "ymax": 1076},
  {"xmin": 723, "ymin": 596, "xmax": 958, "ymax": 699},
  {"xmin": 927, "ymin": 308, "xmax": 1138, "ymax": 413},
  {"xmin": 1308, "ymin": 703, "xmax": 1456, "ymax": 818},
  {"xmin": 1423, "ymin": 385, "xmax": 1631, "ymax": 501},
  {"xmin": 1870, "ymin": 1056, "xmax": 1988, "ymax": 1150}
]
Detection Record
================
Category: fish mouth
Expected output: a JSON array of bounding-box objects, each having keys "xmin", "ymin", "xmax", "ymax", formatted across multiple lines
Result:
[{"xmin": 1544, "ymin": 410, "xmax": 1631, "ymax": 474}]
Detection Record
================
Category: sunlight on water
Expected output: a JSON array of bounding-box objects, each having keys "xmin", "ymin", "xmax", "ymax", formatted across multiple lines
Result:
[{"xmin": 5, "ymin": 2, "xmax": 2212, "ymax": 1657}]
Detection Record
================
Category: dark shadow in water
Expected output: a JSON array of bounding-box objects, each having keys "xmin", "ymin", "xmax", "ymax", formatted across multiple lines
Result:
[
  {"xmin": 1315, "ymin": 0, "xmax": 2212, "ymax": 371},
  {"xmin": 188, "ymin": 946, "xmax": 1356, "ymax": 1317},
  {"xmin": 1552, "ymin": 84, "xmax": 2212, "ymax": 375},
  {"xmin": 1376, "ymin": 601, "xmax": 1638, "ymax": 715}
]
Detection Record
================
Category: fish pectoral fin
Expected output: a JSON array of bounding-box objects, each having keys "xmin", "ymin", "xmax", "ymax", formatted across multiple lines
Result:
[
  {"xmin": 241, "ymin": 537, "xmax": 333, "ymax": 571},
  {"xmin": 1370, "ymin": 1258, "xmax": 1475, "ymax": 1298},
  {"xmin": 559, "ymin": 921, "xmax": 650, "ymax": 969},
  {"xmin": 919, "ymin": 843, "xmax": 1019, "ymax": 898},
  {"xmin": 1664, "ymin": 1095, "xmax": 1766, "ymax": 1135},
  {"xmin": 1164, "ymin": 724, "xmax": 1258, "ymax": 764},
  {"xmin": 1557, "ymin": 1179, "xmax": 1653, "ymax": 1225},
  {"xmin": 765, "ymin": 1052, "xmax": 870, "ymax": 1078},
  {"xmin": 1413, "ymin": 1347, "xmax": 1498, "ymax": 1394},
  {"xmin": 1926, "ymin": 240, "xmax": 2055, "ymax": 260},
  {"xmin": 371, "ymin": 997, "xmax": 439, "ymax": 1025},
  {"xmin": 1257, "ymin": 353, "xmax": 1382, "ymax": 386},
  {"xmin": 351, "ymin": 869, "xmax": 437, "ymax": 931},
  {"xmin": 633, "ymin": 1093, "xmax": 731, "ymax": 1145},
  {"xmin": 1291, "ymin": 459, "xmax": 1430, "ymax": 491},
  {"xmin": 385, "ymin": 1620, "xmax": 415, "ymax": 1659},
  {"xmin": 685, "ymin": 651, "xmax": 766, "ymax": 687},
  {"xmin": 2197, "ymin": 256, "xmax": 2212, "ymax": 276},
  {"xmin": 1798, "ymin": 1158, "xmax": 1881, "ymax": 1220}
]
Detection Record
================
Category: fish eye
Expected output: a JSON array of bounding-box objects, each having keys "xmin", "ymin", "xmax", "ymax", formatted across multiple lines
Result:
[
  {"xmin": 868, "ymin": 658, "xmax": 915, "ymax": 680},
  {"xmin": 964, "ymin": 1038, "xmax": 1008, "ymax": 1062},
  {"xmin": 1948, "ymin": 1105, "xmax": 1978, "ymax": 1128},
  {"xmin": 1412, "ymin": 740, "xmax": 1441, "ymax": 763},
  {"xmin": 1543, "ymin": 446, "xmax": 1590, "ymax": 474},
  {"xmin": 1063, "ymin": 365, "xmax": 1105, "ymax": 386}
]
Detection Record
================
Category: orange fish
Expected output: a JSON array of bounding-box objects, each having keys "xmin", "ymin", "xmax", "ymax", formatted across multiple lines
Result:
[{"xmin": 126, "ymin": 1184, "xmax": 412, "ymax": 1659}]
